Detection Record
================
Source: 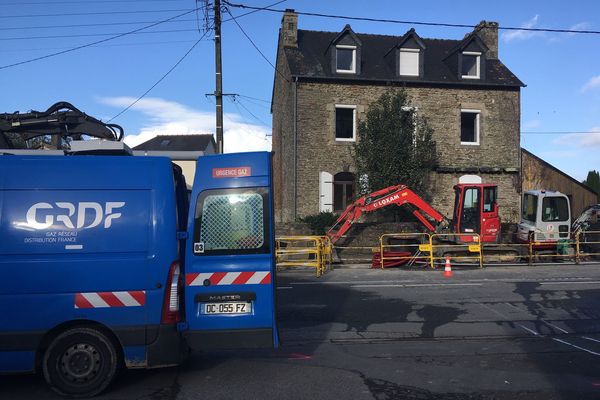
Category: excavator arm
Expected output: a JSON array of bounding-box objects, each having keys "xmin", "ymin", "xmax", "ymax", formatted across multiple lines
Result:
[
  {"xmin": 326, "ymin": 184, "xmax": 449, "ymax": 243},
  {"xmin": 0, "ymin": 101, "xmax": 123, "ymax": 149}
]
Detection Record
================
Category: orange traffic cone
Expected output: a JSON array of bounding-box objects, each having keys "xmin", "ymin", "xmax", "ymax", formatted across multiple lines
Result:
[{"xmin": 443, "ymin": 257, "xmax": 453, "ymax": 278}]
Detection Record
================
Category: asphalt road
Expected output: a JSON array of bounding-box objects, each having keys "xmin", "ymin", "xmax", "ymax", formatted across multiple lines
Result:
[{"xmin": 2, "ymin": 263, "xmax": 600, "ymax": 400}]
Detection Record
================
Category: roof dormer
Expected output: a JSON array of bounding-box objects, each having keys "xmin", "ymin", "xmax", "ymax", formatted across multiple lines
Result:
[
  {"xmin": 456, "ymin": 34, "xmax": 488, "ymax": 80},
  {"xmin": 329, "ymin": 24, "xmax": 362, "ymax": 75},
  {"xmin": 392, "ymin": 28, "xmax": 426, "ymax": 78}
]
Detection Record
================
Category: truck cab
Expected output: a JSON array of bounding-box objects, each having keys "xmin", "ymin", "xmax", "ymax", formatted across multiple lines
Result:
[{"xmin": 516, "ymin": 189, "xmax": 571, "ymax": 244}]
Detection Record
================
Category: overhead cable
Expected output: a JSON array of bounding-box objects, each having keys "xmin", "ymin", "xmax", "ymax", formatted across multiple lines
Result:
[{"xmin": 224, "ymin": 2, "xmax": 600, "ymax": 35}]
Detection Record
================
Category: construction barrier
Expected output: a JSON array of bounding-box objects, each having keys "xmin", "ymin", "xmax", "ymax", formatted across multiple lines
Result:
[
  {"xmin": 576, "ymin": 230, "xmax": 600, "ymax": 263},
  {"xmin": 377, "ymin": 233, "xmax": 432, "ymax": 269},
  {"xmin": 430, "ymin": 233, "xmax": 483, "ymax": 269},
  {"xmin": 275, "ymin": 236, "xmax": 332, "ymax": 277}
]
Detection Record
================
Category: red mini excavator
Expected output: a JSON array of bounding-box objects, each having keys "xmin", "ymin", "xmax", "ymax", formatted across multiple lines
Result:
[{"xmin": 326, "ymin": 183, "xmax": 503, "ymax": 266}]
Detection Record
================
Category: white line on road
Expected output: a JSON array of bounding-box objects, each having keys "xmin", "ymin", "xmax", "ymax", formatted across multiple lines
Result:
[
  {"xmin": 289, "ymin": 280, "xmax": 416, "ymax": 285},
  {"xmin": 552, "ymin": 338, "xmax": 600, "ymax": 356},
  {"xmin": 581, "ymin": 336, "xmax": 600, "ymax": 344},
  {"xmin": 352, "ymin": 283, "xmax": 482, "ymax": 288},
  {"xmin": 502, "ymin": 302, "xmax": 570, "ymax": 334},
  {"xmin": 540, "ymin": 281, "xmax": 600, "ymax": 286},
  {"xmin": 277, "ymin": 286, "xmax": 293, "ymax": 290}
]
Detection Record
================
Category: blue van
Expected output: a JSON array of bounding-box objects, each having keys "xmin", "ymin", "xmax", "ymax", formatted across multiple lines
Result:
[{"xmin": 0, "ymin": 151, "xmax": 278, "ymax": 397}]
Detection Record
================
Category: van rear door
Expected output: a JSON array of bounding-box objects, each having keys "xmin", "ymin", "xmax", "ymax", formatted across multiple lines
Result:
[{"xmin": 183, "ymin": 152, "xmax": 278, "ymax": 349}]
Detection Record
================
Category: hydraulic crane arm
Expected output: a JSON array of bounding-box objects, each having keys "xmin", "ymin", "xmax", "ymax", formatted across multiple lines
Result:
[
  {"xmin": 326, "ymin": 184, "xmax": 449, "ymax": 243},
  {"xmin": 0, "ymin": 101, "xmax": 123, "ymax": 149}
]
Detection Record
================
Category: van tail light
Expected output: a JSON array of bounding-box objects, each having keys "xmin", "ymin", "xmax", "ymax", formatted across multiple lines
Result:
[{"xmin": 162, "ymin": 261, "xmax": 181, "ymax": 324}]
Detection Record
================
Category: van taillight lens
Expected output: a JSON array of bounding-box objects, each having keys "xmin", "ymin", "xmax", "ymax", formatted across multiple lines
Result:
[{"xmin": 162, "ymin": 262, "xmax": 181, "ymax": 324}]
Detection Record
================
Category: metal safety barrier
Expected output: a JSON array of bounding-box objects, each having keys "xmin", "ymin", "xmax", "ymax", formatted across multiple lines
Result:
[
  {"xmin": 275, "ymin": 236, "xmax": 332, "ymax": 277},
  {"xmin": 378, "ymin": 233, "xmax": 432, "ymax": 269},
  {"xmin": 576, "ymin": 230, "xmax": 600, "ymax": 264},
  {"xmin": 430, "ymin": 233, "xmax": 483, "ymax": 269}
]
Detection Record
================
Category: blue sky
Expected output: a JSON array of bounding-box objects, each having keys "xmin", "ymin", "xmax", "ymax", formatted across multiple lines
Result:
[{"xmin": 1, "ymin": 0, "xmax": 598, "ymax": 181}]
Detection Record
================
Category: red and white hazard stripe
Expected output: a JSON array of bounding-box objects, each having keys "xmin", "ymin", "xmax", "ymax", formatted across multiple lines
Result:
[
  {"xmin": 186, "ymin": 271, "xmax": 271, "ymax": 286},
  {"xmin": 75, "ymin": 291, "xmax": 146, "ymax": 309}
]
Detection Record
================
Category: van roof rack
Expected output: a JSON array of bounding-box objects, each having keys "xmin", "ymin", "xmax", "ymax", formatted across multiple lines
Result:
[{"xmin": 0, "ymin": 101, "xmax": 124, "ymax": 149}]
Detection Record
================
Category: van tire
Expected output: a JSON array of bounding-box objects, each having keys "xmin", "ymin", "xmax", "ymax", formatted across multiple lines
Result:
[{"xmin": 42, "ymin": 327, "xmax": 120, "ymax": 398}]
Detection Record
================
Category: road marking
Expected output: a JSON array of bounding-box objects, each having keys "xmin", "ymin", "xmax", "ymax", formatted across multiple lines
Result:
[
  {"xmin": 352, "ymin": 283, "xmax": 482, "ymax": 288},
  {"xmin": 552, "ymin": 338, "xmax": 600, "ymax": 356},
  {"xmin": 540, "ymin": 281, "xmax": 600, "ymax": 286},
  {"xmin": 582, "ymin": 336, "xmax": 600, "ymax": 344},
  {"xmin": 277, "ymin": 286, "xmax": 293, "ymax": 290},
  {"xmin": 503, "ymin": 302, "xmax": 570, "ymax": 334},
  {"xmin": 289, "ymin": 280, "xmax": 416, "ymax": 285}
]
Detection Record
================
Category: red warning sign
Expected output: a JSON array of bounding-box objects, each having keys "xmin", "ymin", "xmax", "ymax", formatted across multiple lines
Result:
[{"xmin": 212, "ymin": 166, "xmax": 251, "ymax": 178}]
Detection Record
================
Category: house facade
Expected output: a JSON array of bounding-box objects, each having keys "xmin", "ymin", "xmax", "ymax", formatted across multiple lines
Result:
[{"xmin": 272, "ymin": 10, "xmax": 525, "ymax": 224}]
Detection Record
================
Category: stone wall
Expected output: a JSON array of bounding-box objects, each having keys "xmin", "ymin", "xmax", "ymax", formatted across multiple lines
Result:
[{"xmin": 293, "ymin": 81, "xmax": 521, "ymax": 222}]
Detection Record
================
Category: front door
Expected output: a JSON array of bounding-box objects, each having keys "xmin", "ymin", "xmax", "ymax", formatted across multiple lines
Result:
[{"xmin": 183, "ymin": 152, "xmax": 278, "ymax": 350}]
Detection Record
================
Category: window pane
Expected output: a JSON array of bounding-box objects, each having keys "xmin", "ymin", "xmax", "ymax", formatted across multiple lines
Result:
[
  {"xmin": 463, "ymin": 188, "xmax": 479, "ymax": 210},
  {"xmin": 522, "ymin": 194, "xmax": 538, "ymax": 222},
  {"xmin": 400, "ymin": 50, "xmax": 419, "ymax": 76},
  {"xmin": 483, "ymin": 187, "xmax": 496, "ymax": 212},
  {"xmin": 399, "ymin": 50, "xmax": 419, "ymax": 76},
  {"xmin": 194, "ymin": 189, "xmax": 268, "ymax": 255},
  {"xmin": 333, "ymin": 183, "xmax": 344, "ymax": 211},
  {"xmin": 541, "ymin": 196, "xmax": 569, "ymax": 222},
  {"xmin": 336, "ymin": 108, "xmax": 354, "ymax": 139},
  {"xmin": 462, "ymin": 55, "xmax": 478, "ymax": 76},
  {"xmin": 461, "ymin": 112, "xmax": 477, "ymax": 142},
  {"xmin": 336, "ymin": 48, "xmax": 354, "ymax": 71}
]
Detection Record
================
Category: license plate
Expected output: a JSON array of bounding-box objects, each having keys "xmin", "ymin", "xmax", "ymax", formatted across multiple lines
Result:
[{"xmin": 202, "ymin": 302, "xmax": 252, "ymax": 315}]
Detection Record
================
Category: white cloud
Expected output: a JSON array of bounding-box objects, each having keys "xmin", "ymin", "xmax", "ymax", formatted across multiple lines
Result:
[
  {"xmin": 554, "ymin": 127, "xmax": 600, "ymax": 147},
  {"xmin": 581, "ymin": 75, "xmax": 600, "ymax": 93},
  {"xmin": 99, "ymin": 97, "xmax": 271, "ymax": 153},
  {"xmin": 567, "ymin": 22, "xmax": 590, "ymax": 36},
  {"xmin": 521, "ymin": 119, "xmax": 541, "ymax": 130},
  {"xmin": 501, "ymin": 15, "xmax": 543, "ymax": 42}
]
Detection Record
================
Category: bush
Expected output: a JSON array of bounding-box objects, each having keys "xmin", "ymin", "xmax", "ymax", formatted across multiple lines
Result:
[{"xmin": 298, "ymin": 212, "xmax": 339, "ymax": 235}]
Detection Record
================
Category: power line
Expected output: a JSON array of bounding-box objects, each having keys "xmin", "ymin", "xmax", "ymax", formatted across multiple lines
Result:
[
  {"xmin": 1, "ymin": 29, "xmax": 199, "ymax": 41},
  {"xmin": 0, "ymin": 8, "xmax": 194, "ymax": 19},
  {"xmin": 224, "ymin": 5, "xmax": 290, "ymax": 83},
  {"xmin": 224, "ymin": 2, "xmax": 600, "ymax": 35},
  {"xmin": 0, "ymin": 8, "xmax": 200, "ymax": 70},
  {"xmin": 0, "ymin": 18, "xmax": 197, "ymax": 31},
  {"xmin": 231, "ymin": 96, "xmax": 271, "ymax": 126},
  {"xmin": 108, "ymin": 30, "xmax": 209, "ymax": 122},
  {"xmin": 1, "ymin": 0, "xmax": 185, "ymax": 4},
  {"xmin": 0, "ymin": 39, "xmax": 199, "ymax": 53}
]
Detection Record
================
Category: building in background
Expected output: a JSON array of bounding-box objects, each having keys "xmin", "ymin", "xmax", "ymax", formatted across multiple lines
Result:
[
  {"xmin": 133, "ymin": 134, "xmax": 216, "ymax": 188},
  {"xmin": 521, "ymin": 148, "xmax": 597, "ymax": 218}
]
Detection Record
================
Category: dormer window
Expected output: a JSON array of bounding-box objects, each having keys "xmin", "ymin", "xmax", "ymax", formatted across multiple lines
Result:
[
  {"xmin": 336, "ymin": 45, "xmax": 356, "ymax": 73},
  {"xmin": 399, "ymin": 48, "xmax": 420, "ymax": 76},
  {"xmin": 461, "ymin": 52, "xmax": 481, "ymax": 79}
]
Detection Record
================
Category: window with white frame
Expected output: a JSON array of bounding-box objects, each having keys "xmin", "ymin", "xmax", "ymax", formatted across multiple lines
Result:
[
  {"xmin": 336, "ymin": 45, "xmax": 356, "ymax": 73},
  {"xmin": 335, "ymin": 105, "xmax": 356, "ymax": 141},
  {"xmin": 461, "ymin": 52, "xmax": 480, "ymax": 79},
  {"xmin": 460, "ymin": 109, "xmax": 480, "ymax": 145},
  {"xmin": 399, "ymin": 48, "xmax": 419, "ymax": 76}
]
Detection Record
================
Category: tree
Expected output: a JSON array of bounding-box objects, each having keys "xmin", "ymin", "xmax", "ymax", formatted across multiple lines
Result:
[
  {"xmin": 353, "ymin": 89, "xmax": 438, "ymax": 196},
  {"xmin": 583, "ymin": 170, "xmax": 600, "ymax": 202}
]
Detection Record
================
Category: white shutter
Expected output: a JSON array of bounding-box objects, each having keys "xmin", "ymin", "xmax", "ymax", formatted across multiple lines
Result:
[
  {"xmin": 399, "ymin": 49, "xmax": 419, "ymax": 76},
  {"xmin": 319, "ymin": 171, "xmax": 333, "ymax": 212}
]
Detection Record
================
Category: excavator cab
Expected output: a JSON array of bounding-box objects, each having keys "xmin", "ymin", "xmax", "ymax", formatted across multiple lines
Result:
[{"xmin": 452, "ymin": 184, "xmax": 501, "ymax": 243}]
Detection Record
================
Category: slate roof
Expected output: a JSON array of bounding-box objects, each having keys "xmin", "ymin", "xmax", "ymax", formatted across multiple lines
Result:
[
  {"xmin": 284, "ymin": 29, "xmax": 524, "ymax": 87},
  {"xmin": 133, "ymin": 134, "xmax": 214, "ymax": 151}
]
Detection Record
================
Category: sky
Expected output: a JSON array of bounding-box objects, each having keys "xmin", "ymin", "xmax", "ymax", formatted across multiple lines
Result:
[{"xmin": 1, "ymin": 0, "xmax": 599, "ymax": 181}]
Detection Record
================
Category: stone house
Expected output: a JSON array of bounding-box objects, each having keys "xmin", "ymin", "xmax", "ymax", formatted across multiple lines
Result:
[{"xmin": 271, "ymin": 10, "xmax": 525, "ymax": 224}]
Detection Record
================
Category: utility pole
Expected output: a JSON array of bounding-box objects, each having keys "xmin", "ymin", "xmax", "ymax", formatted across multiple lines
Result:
[{"xmin": 214, "ymin": 0, "xmax": 224, "ymax": 153}]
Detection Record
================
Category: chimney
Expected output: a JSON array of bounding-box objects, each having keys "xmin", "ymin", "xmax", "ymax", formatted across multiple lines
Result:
[
  {"xmin": 474, "ymin": 21, "xmax": 498, "ymax": 59},
  {"xmin": 281, "ymin": 9, "xmax": 298, "ymax": 48}
]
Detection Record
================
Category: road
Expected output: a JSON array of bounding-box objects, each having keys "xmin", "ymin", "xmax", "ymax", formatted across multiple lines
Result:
[{"xmin": 2, "ymin": 263, "xmax": 600, "ymax": 399}]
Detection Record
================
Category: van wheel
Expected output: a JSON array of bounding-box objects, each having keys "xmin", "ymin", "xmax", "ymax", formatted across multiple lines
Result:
[{"xmin": 43, "ymin": 327, "xmax": 120, "ymax": 398}]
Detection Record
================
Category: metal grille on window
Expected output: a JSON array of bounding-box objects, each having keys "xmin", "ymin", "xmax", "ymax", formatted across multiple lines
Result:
[{"xmin": 200, "ymin": 193, "xmax": 264, "ymax": 250}]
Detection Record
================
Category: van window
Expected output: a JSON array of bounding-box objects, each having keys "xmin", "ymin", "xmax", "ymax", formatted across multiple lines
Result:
[
  {"xmin": 193, "ymin": 187, "xmax": 269, "ymax": 255},
  {"xmin": 522, "ymin": 193, "xmax": 537, "ymax": 222},
  {"xmin": 542, "ymin": 196, "xmax": 569, "ymax": 222}
]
